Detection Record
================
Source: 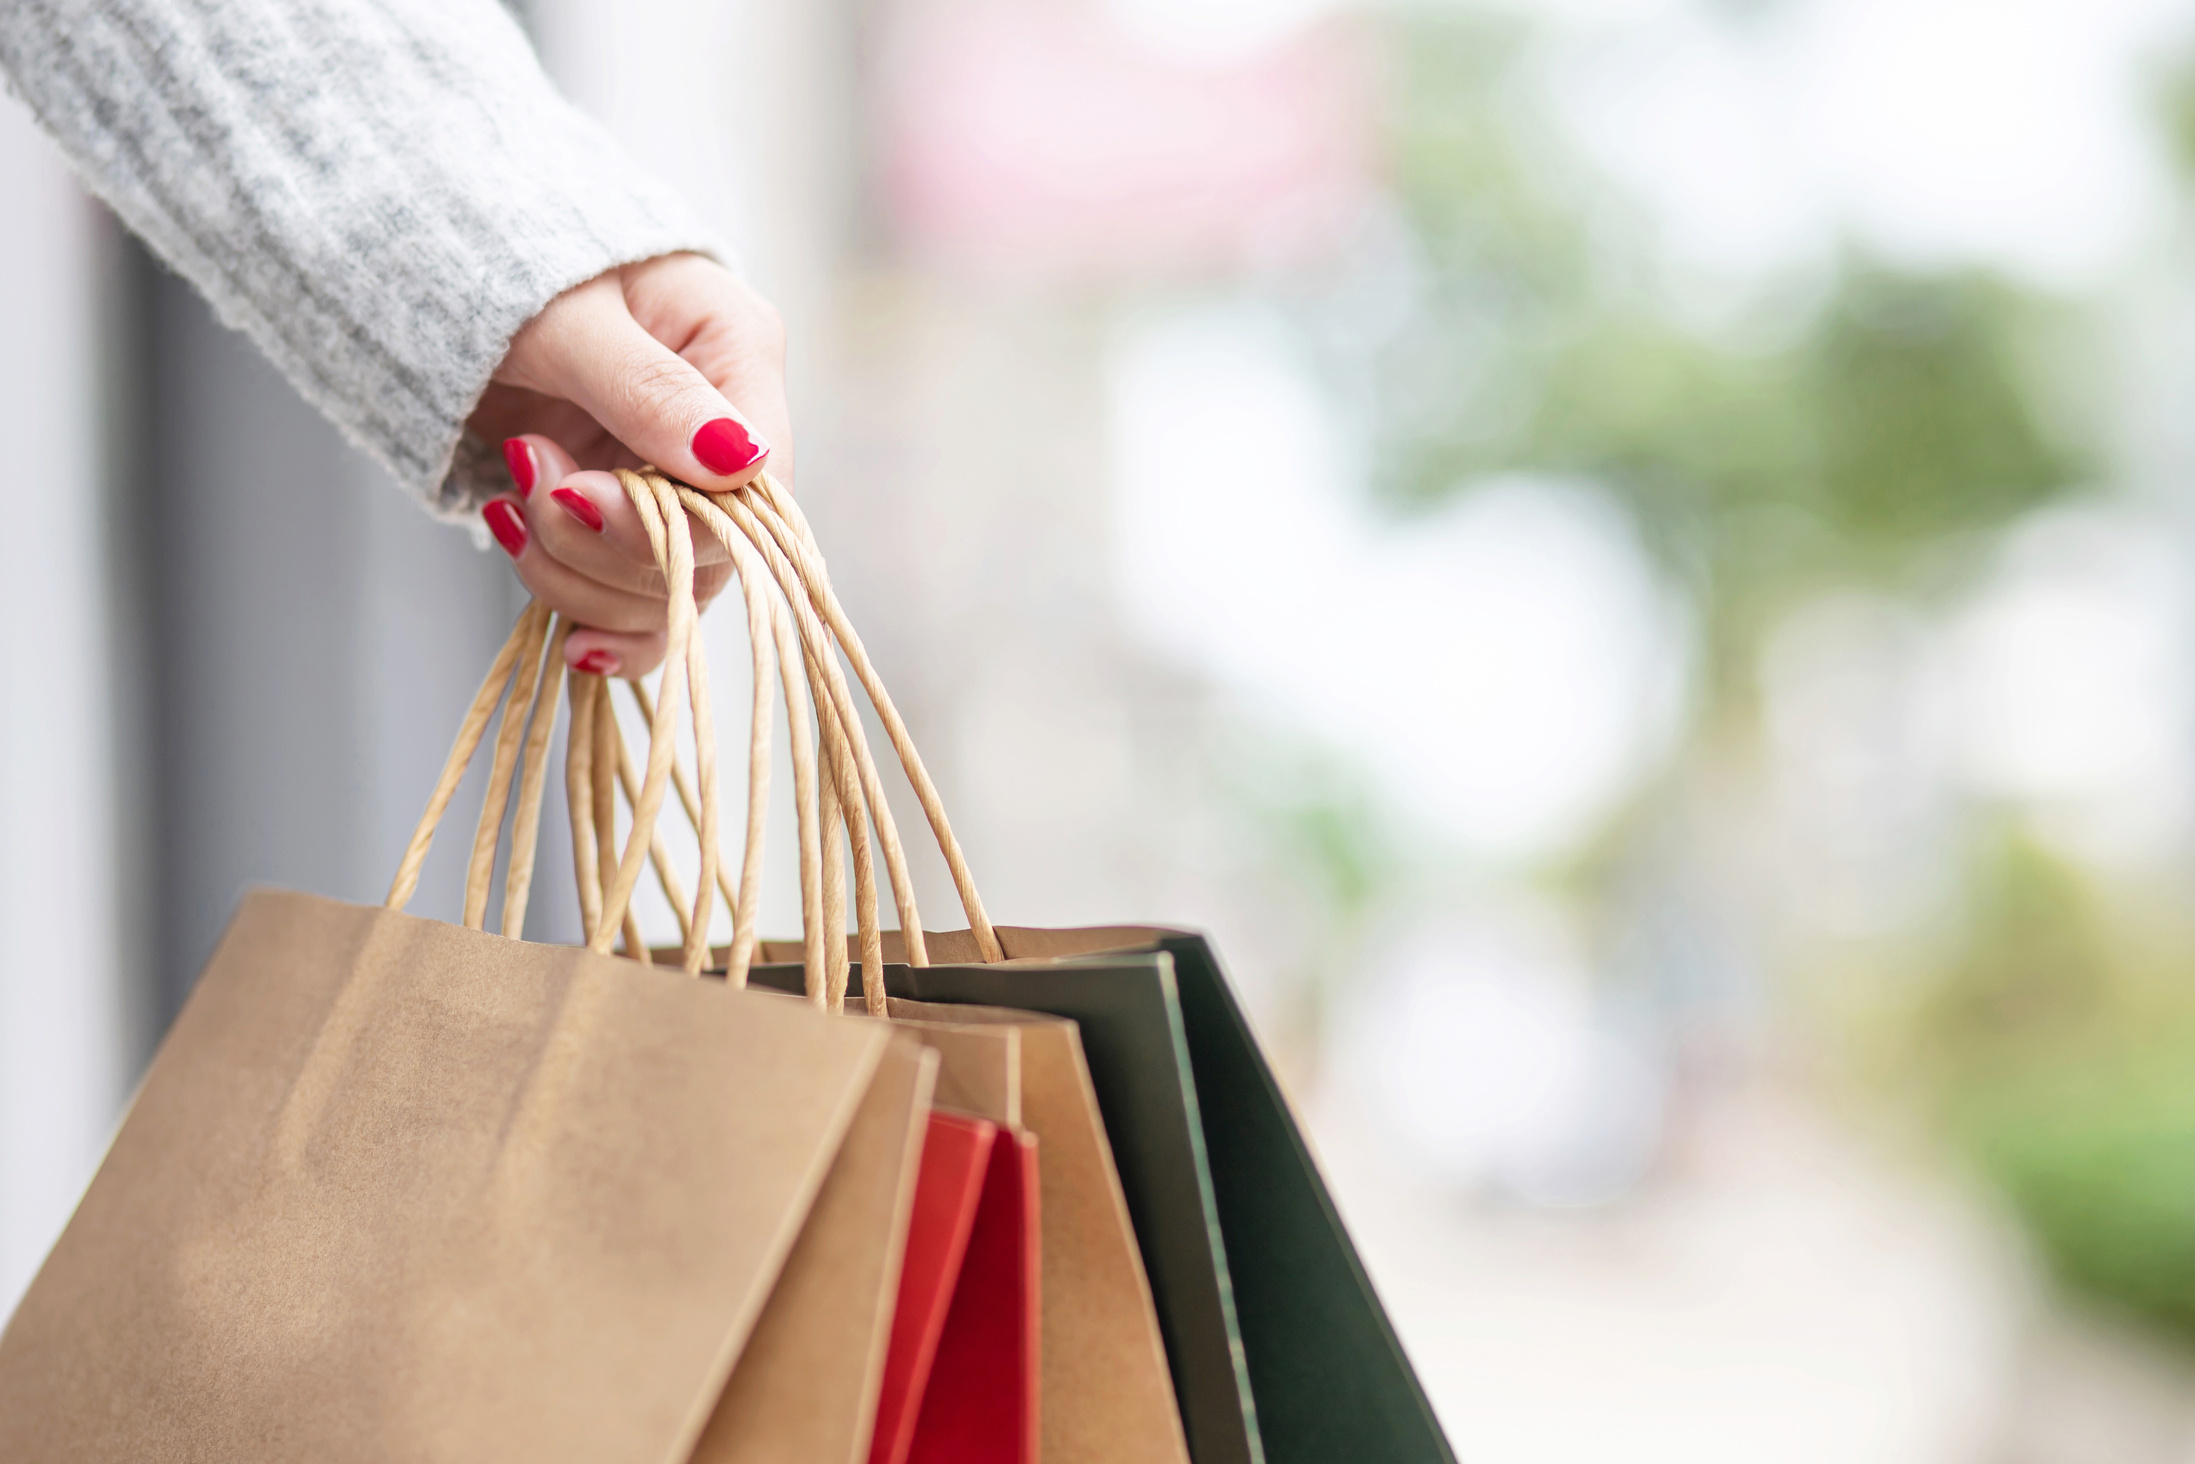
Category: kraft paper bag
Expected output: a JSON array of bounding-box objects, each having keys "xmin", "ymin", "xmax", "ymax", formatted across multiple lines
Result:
[
  {"xmin": 884, "ymin": 999, "xmax": 1189, "ymax": 1464},
  {"xmin": 895, "ymin": 1016, "xmax": 1021, "ymax": 1124},
  {"xmin": 0, "ymin": 889, "xmax": 891, "ymax": 1464},
  {"xmin": 693, "ymin": 1034, "xmax": 938, "ymax": 1464},
  {"xmin": 0, "ymin": 470, "xmax": 935, "ymax": 1462}
]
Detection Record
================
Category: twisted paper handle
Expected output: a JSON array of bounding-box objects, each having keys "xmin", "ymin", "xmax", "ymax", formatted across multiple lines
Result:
[
  {"xmin": 384, "ymin": 476, "xmax": 723, "ymax": 975},
  {"xmin": 385, "ymin": 467, "xmax": 1001, "ymax": 1012}
]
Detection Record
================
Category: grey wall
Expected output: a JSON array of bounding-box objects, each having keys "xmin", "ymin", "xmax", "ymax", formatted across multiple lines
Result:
[{"xmin": 131, "ymin": 246, "xmax": 576, "ymax": 1028}]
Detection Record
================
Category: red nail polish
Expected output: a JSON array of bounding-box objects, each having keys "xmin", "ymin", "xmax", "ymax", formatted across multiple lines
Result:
[
  {"xmin": 502, "ymin": 437, "xmax": 537, "ymax": 497},
  {"xmin": 551, "ymin": 486, "xmax": 606, "ymax": 533},
  {"xmin": 483, "ymin": 499, "xmax": 527, "ymax": 558},
  {"xmin": 575, "ymin": 649, "xmax": 620, "ymax": 676},
  {"xmin": 692, "ymin": 417, "xmax": 769, "ymax": 476}
]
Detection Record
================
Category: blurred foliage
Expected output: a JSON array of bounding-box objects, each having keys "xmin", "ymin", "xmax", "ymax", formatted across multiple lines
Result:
[
  {"xmin": 1962, "ymin": 1048, "xmax": 2195, "ymax": 1341},
  {"xmin": 1215, "ymin": 732, "xmax": 1405, "ymax": 1053},
  {"xmin": 1368, "ymin": 12, "xmax": 2091, "ymax": 670},
  {"xmin": 1915, "ymin": 835, "xmax": 2195, "ymax": 1342},
  {"xmin": 1223, "ymin": 735, "xmax": 1397, "ymax": 927},
  {"xmin": 2154, "ymin": 47, "xmax": 2195, "ymax": 185},
  {"xmin": 1350, "ymin": 3, "xmax": 2195, "ymax": 1338}
]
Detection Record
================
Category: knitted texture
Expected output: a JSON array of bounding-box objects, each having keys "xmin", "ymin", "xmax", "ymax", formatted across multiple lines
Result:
[{"xmin": 0, "ymin": 0, "xmax": 725, "ymax": 518}]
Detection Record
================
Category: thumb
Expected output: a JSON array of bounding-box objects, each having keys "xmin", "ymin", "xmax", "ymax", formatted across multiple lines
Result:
[{"xmin": 545, "ymin": 298, "xmax": 773, "ymax": 491}]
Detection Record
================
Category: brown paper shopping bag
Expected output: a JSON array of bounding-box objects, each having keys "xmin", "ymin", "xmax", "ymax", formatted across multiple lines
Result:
[
  {"xmin": 0, "ymin": 473, "xmax": 933, "ymax": 1464},
  {"xmin": 0, "ymin": 897, "xmax": 892, "ymax": 1463},
  {"xmin": 888, "ymin": 1000, "xmax": 1188, "ymax": 1464},
  {"xmin": 695, "ymin": 1034, "xmax": 937, "ymax": 1464}
]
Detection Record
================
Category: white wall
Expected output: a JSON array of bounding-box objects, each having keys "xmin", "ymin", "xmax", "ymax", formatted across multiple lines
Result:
[{"xmin": 0, "ymin": 95, "xmax": 128, "ymax": 1316}]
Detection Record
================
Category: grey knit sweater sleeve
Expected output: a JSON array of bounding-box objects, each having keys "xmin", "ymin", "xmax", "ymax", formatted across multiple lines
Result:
[{"xmin": 0, "ymin": 0, "xmax": 724, "ymax": 517}]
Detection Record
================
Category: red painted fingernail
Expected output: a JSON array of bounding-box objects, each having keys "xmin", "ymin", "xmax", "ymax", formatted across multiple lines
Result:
[
  {"xmin": 575, "ymin": 649, "xmax": 620, "ymax": 676},
  {"xmin": 501, "ymin": 437, "xmax": 536, "ymax": 497},
  {"xmin": 483, "ymin": 499, "xmax": 527, "ymax": 558},
  {"xmin": 692, "ymin": 417, "xmax": 769, "ymax": 476},
  {"xmin": 551, "ymin": 486, "xmax": 606, "ymax": 533}
]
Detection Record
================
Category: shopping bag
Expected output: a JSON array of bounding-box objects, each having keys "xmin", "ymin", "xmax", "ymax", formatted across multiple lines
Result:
[
  {"xmin": 894, "ymin": 1017, "xmax": 1020, "ymax": 1123},
  {"xmin": 687, "ymin": 473, "xmax": 1454, "ymax": 1464},
  {"xmin": 0, "ymin": 886, "xmax": 893, "ymax": 1463},
  {"xmin": 872, "ymin": 1112, "xmax": 1000, "ymax": 1464},
  {"xmin": 860, "ymin": 1105, "xmax": 1041, "ymax": 1464},
  {"xmin": 0, "ymin": 474, "xmax": 930, "ymax": 1463},
  {"xmin": 904, "ymin": 1117, "xmax": 1039, "ymax": 1464},
  {"xmin": 692, "ymin": 1033, "xmax": 937, "ymax": 1464}
]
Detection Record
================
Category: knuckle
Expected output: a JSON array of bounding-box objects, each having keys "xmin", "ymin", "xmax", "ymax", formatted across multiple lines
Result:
[
  {"xmin": 747, "ymin": 299, "xmax": 786, "ymax": 355},
  {"xmin": 599, "ymin": 601, "xmax": 666, "ymax": 634},
  {"xmin": 722, "ymin": 280, "xmax": 786, "ymax": 357},
  {"xmin": 617, "ymin": 347, "xmax": 701, "ymax": 418}
]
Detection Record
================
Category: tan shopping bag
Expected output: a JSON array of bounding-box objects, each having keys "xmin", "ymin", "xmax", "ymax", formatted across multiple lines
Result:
[
  {"xmin": 0, "ymin": 889, "xmax": 889, "ymax": 1464},
  {"xmin": 0, "ymin": 475, "xmax": 935, "ymax": 1464},
  {"xmin": 696, "ymin": 1034, "xmax": 936, "ymax": 1464},
  {"xmin": 829, "ymin": 1000, "xmax": 1186, "ymax": 1464},
  {"xmin": 885, "ymin": 1001, "xmax": 1190, "ymax": 1464}
]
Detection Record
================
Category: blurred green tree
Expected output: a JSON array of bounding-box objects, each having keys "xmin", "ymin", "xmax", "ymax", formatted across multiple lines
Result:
[
  {"xmin": 1370, "ymin": 11, "xmax": 2090, "ymax": 673},
  {"xmin": 1339, "ymin": 4, "xmax": 2195, "ymax": 1348},
  {"xmin": 1931, "ymin": 836, "xmax": 2195, "ymax": 1341}
]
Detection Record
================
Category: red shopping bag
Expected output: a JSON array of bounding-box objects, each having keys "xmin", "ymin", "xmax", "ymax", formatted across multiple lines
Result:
[
  {"xmin": 908, "ymin": 1124, "xmax": 1040, "ymax": 1464},
  {"xmin": 870, "ymin": 1113, "xmax": 997, "ymax": 1464},
  {"xmin": 871, "ymin": 1113, "xmax": 1040, "ymax": 1464}
]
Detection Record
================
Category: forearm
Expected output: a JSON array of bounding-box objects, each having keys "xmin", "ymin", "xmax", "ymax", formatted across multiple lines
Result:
[{"xmin": 0, "ymin": 0, "xmax": 721, "ymax": 516}]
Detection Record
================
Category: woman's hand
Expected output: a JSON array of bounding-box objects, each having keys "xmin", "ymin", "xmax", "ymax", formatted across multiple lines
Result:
[{"xmin": 464, "ymin": 252, "xmax": 789, "ymax": 676}]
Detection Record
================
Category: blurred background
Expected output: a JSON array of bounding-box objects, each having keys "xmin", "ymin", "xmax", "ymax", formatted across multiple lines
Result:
[{"xmin": 13, "ymin": 0, "xmax": 2195, "ymax": 1456}]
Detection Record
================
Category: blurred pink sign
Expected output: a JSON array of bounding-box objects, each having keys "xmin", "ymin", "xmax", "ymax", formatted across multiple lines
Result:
[{"xmin": 880, "ymin": 1, "xmax": 1377, "ymax": 281}]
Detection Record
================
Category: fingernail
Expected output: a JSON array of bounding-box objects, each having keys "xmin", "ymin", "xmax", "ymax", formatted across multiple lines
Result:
[
  {"xmin": 551, "ymin": 486, "xmax": 606, "ymax": 533},
  {"xmin": 575, "ymin": 649, "xmax": 620, "ymax": 676},
  {"xmin": 501, "ymin": 437, "xmax": 536, "ymax": 498},
  {"xmin": 692, "ymin": 417, "xmax": 770, "ymax": 476},
  {"xmin": 483, "ymin": 499, "xmax": 527, "ymax": 558}
]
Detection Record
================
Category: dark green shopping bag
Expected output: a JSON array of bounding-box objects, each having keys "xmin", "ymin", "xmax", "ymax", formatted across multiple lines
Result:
[{"xmin": 755, "ymin": 927, "xmax": 1454, "ymax": 1464}]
